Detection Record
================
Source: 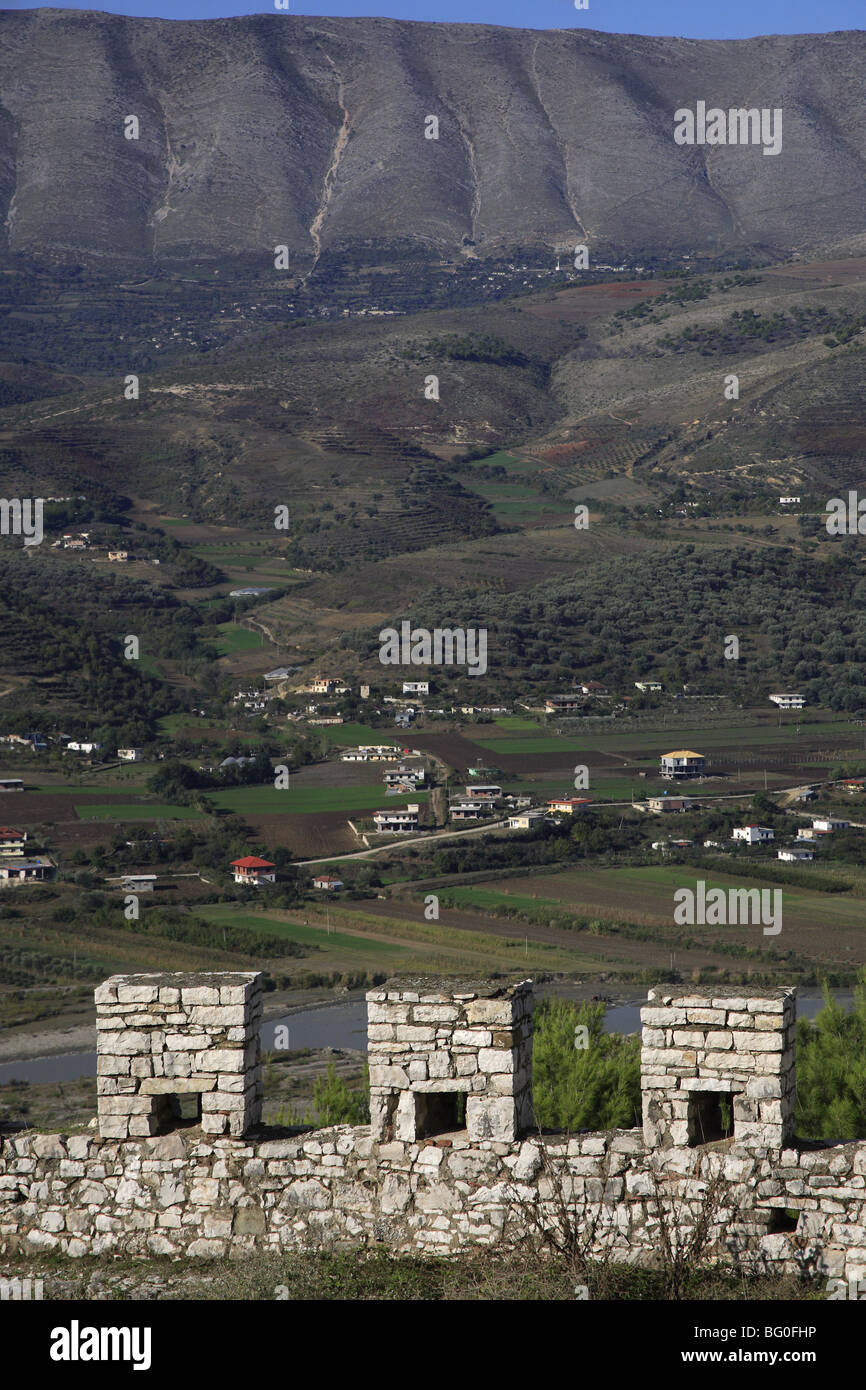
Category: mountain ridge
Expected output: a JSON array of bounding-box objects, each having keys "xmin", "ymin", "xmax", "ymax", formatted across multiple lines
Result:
[{"xmin": 3, "ymin": 11, "xmax": 866, "ymax": 268}]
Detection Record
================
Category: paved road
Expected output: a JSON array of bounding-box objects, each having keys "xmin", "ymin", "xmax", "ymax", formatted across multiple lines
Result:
[{"xmin": 292, "ymin": 779, "xmax": 838, "ymax": 866}]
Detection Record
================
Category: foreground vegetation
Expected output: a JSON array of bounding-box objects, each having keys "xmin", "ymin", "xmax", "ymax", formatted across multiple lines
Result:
[{"xmin": 0, "ymin": 1247, "xmax": 825, "ymax": 1303}]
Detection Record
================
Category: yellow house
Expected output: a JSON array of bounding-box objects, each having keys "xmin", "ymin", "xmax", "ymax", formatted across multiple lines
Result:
[{"xmin": 660, "ymin": 750, "xmax": 706, "ymax": 779}]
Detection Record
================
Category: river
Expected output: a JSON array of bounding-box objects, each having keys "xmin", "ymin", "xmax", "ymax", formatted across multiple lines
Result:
[{"xmin": 0, "ymin": 989, "xmax": 853, "ymax": 1086}]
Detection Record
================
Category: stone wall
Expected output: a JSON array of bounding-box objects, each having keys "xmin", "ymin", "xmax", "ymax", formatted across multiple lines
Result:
[{"xmin": 1, "ymin": 973, "xmax": 866, "ymax": 1282}]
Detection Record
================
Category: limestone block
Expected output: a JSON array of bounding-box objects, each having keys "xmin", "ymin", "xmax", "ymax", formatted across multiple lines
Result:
[
  {"xmin": 478, "ymin": 1048, "xmax": 514, "ymax": 1074},
  {"xmin": 466, "ymin": 1096, "xmax": 516, "ymax": 1144},
  {"xmin": 140, "ymin": 1077, "xmax": 216, "ymax": 1095},
  {"xmin": 180, "ymin": 986, "xmax": 221, "ymax": 1005}
]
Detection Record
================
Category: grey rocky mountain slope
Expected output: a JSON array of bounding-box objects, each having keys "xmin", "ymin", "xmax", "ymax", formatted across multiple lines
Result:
[{"xmin": 2, "ymin": 10, "xmax": 866, "ymax": 266}]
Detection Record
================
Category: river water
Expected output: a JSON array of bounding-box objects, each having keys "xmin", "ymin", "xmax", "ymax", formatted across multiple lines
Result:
[{"xmin": 0, "ymin": 990, "xmax": 853, "ymax": 1086}]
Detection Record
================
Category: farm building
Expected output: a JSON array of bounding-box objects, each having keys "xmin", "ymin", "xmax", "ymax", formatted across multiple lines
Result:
[
  {"xmin": 769, "ymin": 693, "xmax": 806, "ymax": 710},
  {"xmin": 0, "ymin": 779, "xmax": 24, "ymax": 792},
  {"xmin": 402, "ymin": 681, "xmax": 429, "ymax": 695},
  {"xmin": 732, "ymin": 826, "xmax": 775, "ymax": 844},
  {"xmin": 0, "ymin": 856, "xmax": 55, "ymax": 886},
  {"xmin": 312, "ymin": 874, "xmax": 343, "ymax": 891},
  {"xmin": 635, "ymin": 680, "xmax": 662, "ymax": 693},
  {"xmin": 660, "ymin": 750, "xmax": 706, "ymax": 779},
  {"xmin": 117, "ymin": 748, "xmax": 143, "ymax": 762},
  {"xmin": 66, "ymin": 741, "xmax": 102, "ymax": 754},
  {"xmin": 231, "ymin": 856, "xmax": 276, "ymax": 886},
  {"xmin": 812, "ymin": 818, "xmax": 849, "ymax": 834},
  {"xmin": 779, "ymin": 847, "xmax": 814, "ymax": 862}
]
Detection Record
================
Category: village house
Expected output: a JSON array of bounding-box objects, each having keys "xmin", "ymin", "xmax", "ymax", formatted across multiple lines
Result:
[
  {"xmin": 66, "ymin": 741, "xmax": 103, "ymax": 755},
  {"xmin": 635, "ymin": 680, "xmax": 663, "ymax": 693},
  {"xmin": 647, "ymin": 796, "xmax": 694, "ymax": 814},
  {"xmin": 779, "ymin": 846, "xmax": 814, "ymax": 862},
  {"xmin": 508, "ymin": 809, "xmax": 546, "ymax": 830},
  {"xmin": 769, "ymin": 693, "xmax": 806, "ymax": 710},
  {"xmin": 547, "ymin": 797, "xmax": 592, "ymax": 814},
  {"xmin": 449, "ymin": 800, "xmax": 489, "ymax": 821},
  {"xmin": 231, "ymin": 856, "xmax": 276, "ymax": 886},
  {"xmin": 0, "ymin": 827, "xmax": 27, "ymax": 855},
  {"xmin": 580, "ymin": 681, "xmax": 609, "ymax": 697},
  {"xmin": 309, "ymin": 676, "xmax": 347, "ymax": 695},
  {"xmin": 383, "ymin": 765, "xmax": 425, "ymax": 788},
  {"xmin": 463, "ymin": 784, "xmax": 502, "ymax": 801},
  {"xmin": 373, "ymin": 805, "xmax": 420, "ymax": 833},
  {"xmin": 732, "ymin": 825, "xmax": 775, "ymax": 844},
  {"xmin": 660, "ymin": 749, "xmax": 706, "ymax": 779},
  {"xmin": 544, "ymin": 694, "xmax": 583, "ymax": 713},
  {"xmin": 402, "ymin": 681, "xmax": 429, "ymax": 695},
  {"xmin": 796, "ymin": 828, "xmax": 818, "ymax": 841},
  {"xmin": 812, "ymin": 817, "xmax": 849, "ymax": 834},
  {"xmin": 0, "ymin": 856, "xmax": 55, "ymax": 886},
  {"xmin": 312, "ymin": 874, "xmax": 343, "ymax": 891},
  {"xmin": 107, "ymin": 551, "xmax": 129, "ymax": 562},
  {"xmin": 120, "ymin": 874, "xmax": 157, "ymax": 893},
  {"xmin": 840, "ymin": 778, "xmax": 866, "ymax": 794},
  {"xmin": 117, "ymin": 748, "xmax": 143, "ymax": 762}
]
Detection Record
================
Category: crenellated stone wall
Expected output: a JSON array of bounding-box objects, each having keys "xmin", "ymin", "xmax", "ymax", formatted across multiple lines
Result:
[
  {"xmin": 1, "ymin": 973, "xmax": 866, "ymax": 1283},
  {"xmin": 95, "ymin": 972, "xmax": 262, "ymax": 1140}
]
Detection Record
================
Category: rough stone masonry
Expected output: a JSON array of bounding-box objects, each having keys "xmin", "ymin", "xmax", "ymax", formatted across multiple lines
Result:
[{"xmin": 1, "ymin": 972, "xmax": 866, "ymax": 1283}]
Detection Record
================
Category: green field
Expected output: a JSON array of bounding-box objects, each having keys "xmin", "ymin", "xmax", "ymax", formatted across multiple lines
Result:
[
  {"xmin": 75, "ymin": 802, "xmax": 204, "ymax": 821},
  {"xmin": 467, "ymin": 481, "xmax": 556, "ymax": 523},
  {"xmin": 199, "ymin": 907, "xmax": 404, "ymax": 955},
  {"xmin": 443, "ymin": 887, "xmax": 563, "ymax": 913},
  {"xmin": 469, "ymin": 451, "xmax": 532, "ymax": 474},
  {"xmin": 214, "ymin": 622, "xmax": 265, "ymax": 656},
  {"xmin": 473, "ymin": 717, "xmax": 865, "ymax": 759},
  {"xmin": 158, "ymin": 714, "xmax": 221, "ymax": 735},
  {"xmin": 35, "ymin": 785, "xmax": 132, "ymax": 796},
  {"xmin": 209, "ymin": 786, "xmax": 429, "ymax": 815}
]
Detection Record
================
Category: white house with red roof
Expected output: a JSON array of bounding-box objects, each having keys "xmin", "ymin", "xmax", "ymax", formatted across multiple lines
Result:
[
  {"xmin": 230, "ymin": 855, "xmax": 276, "ymax": 886},
  {"xmin": 312, "ymin": 874, "xmax": 343, "ymax": 891}
]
